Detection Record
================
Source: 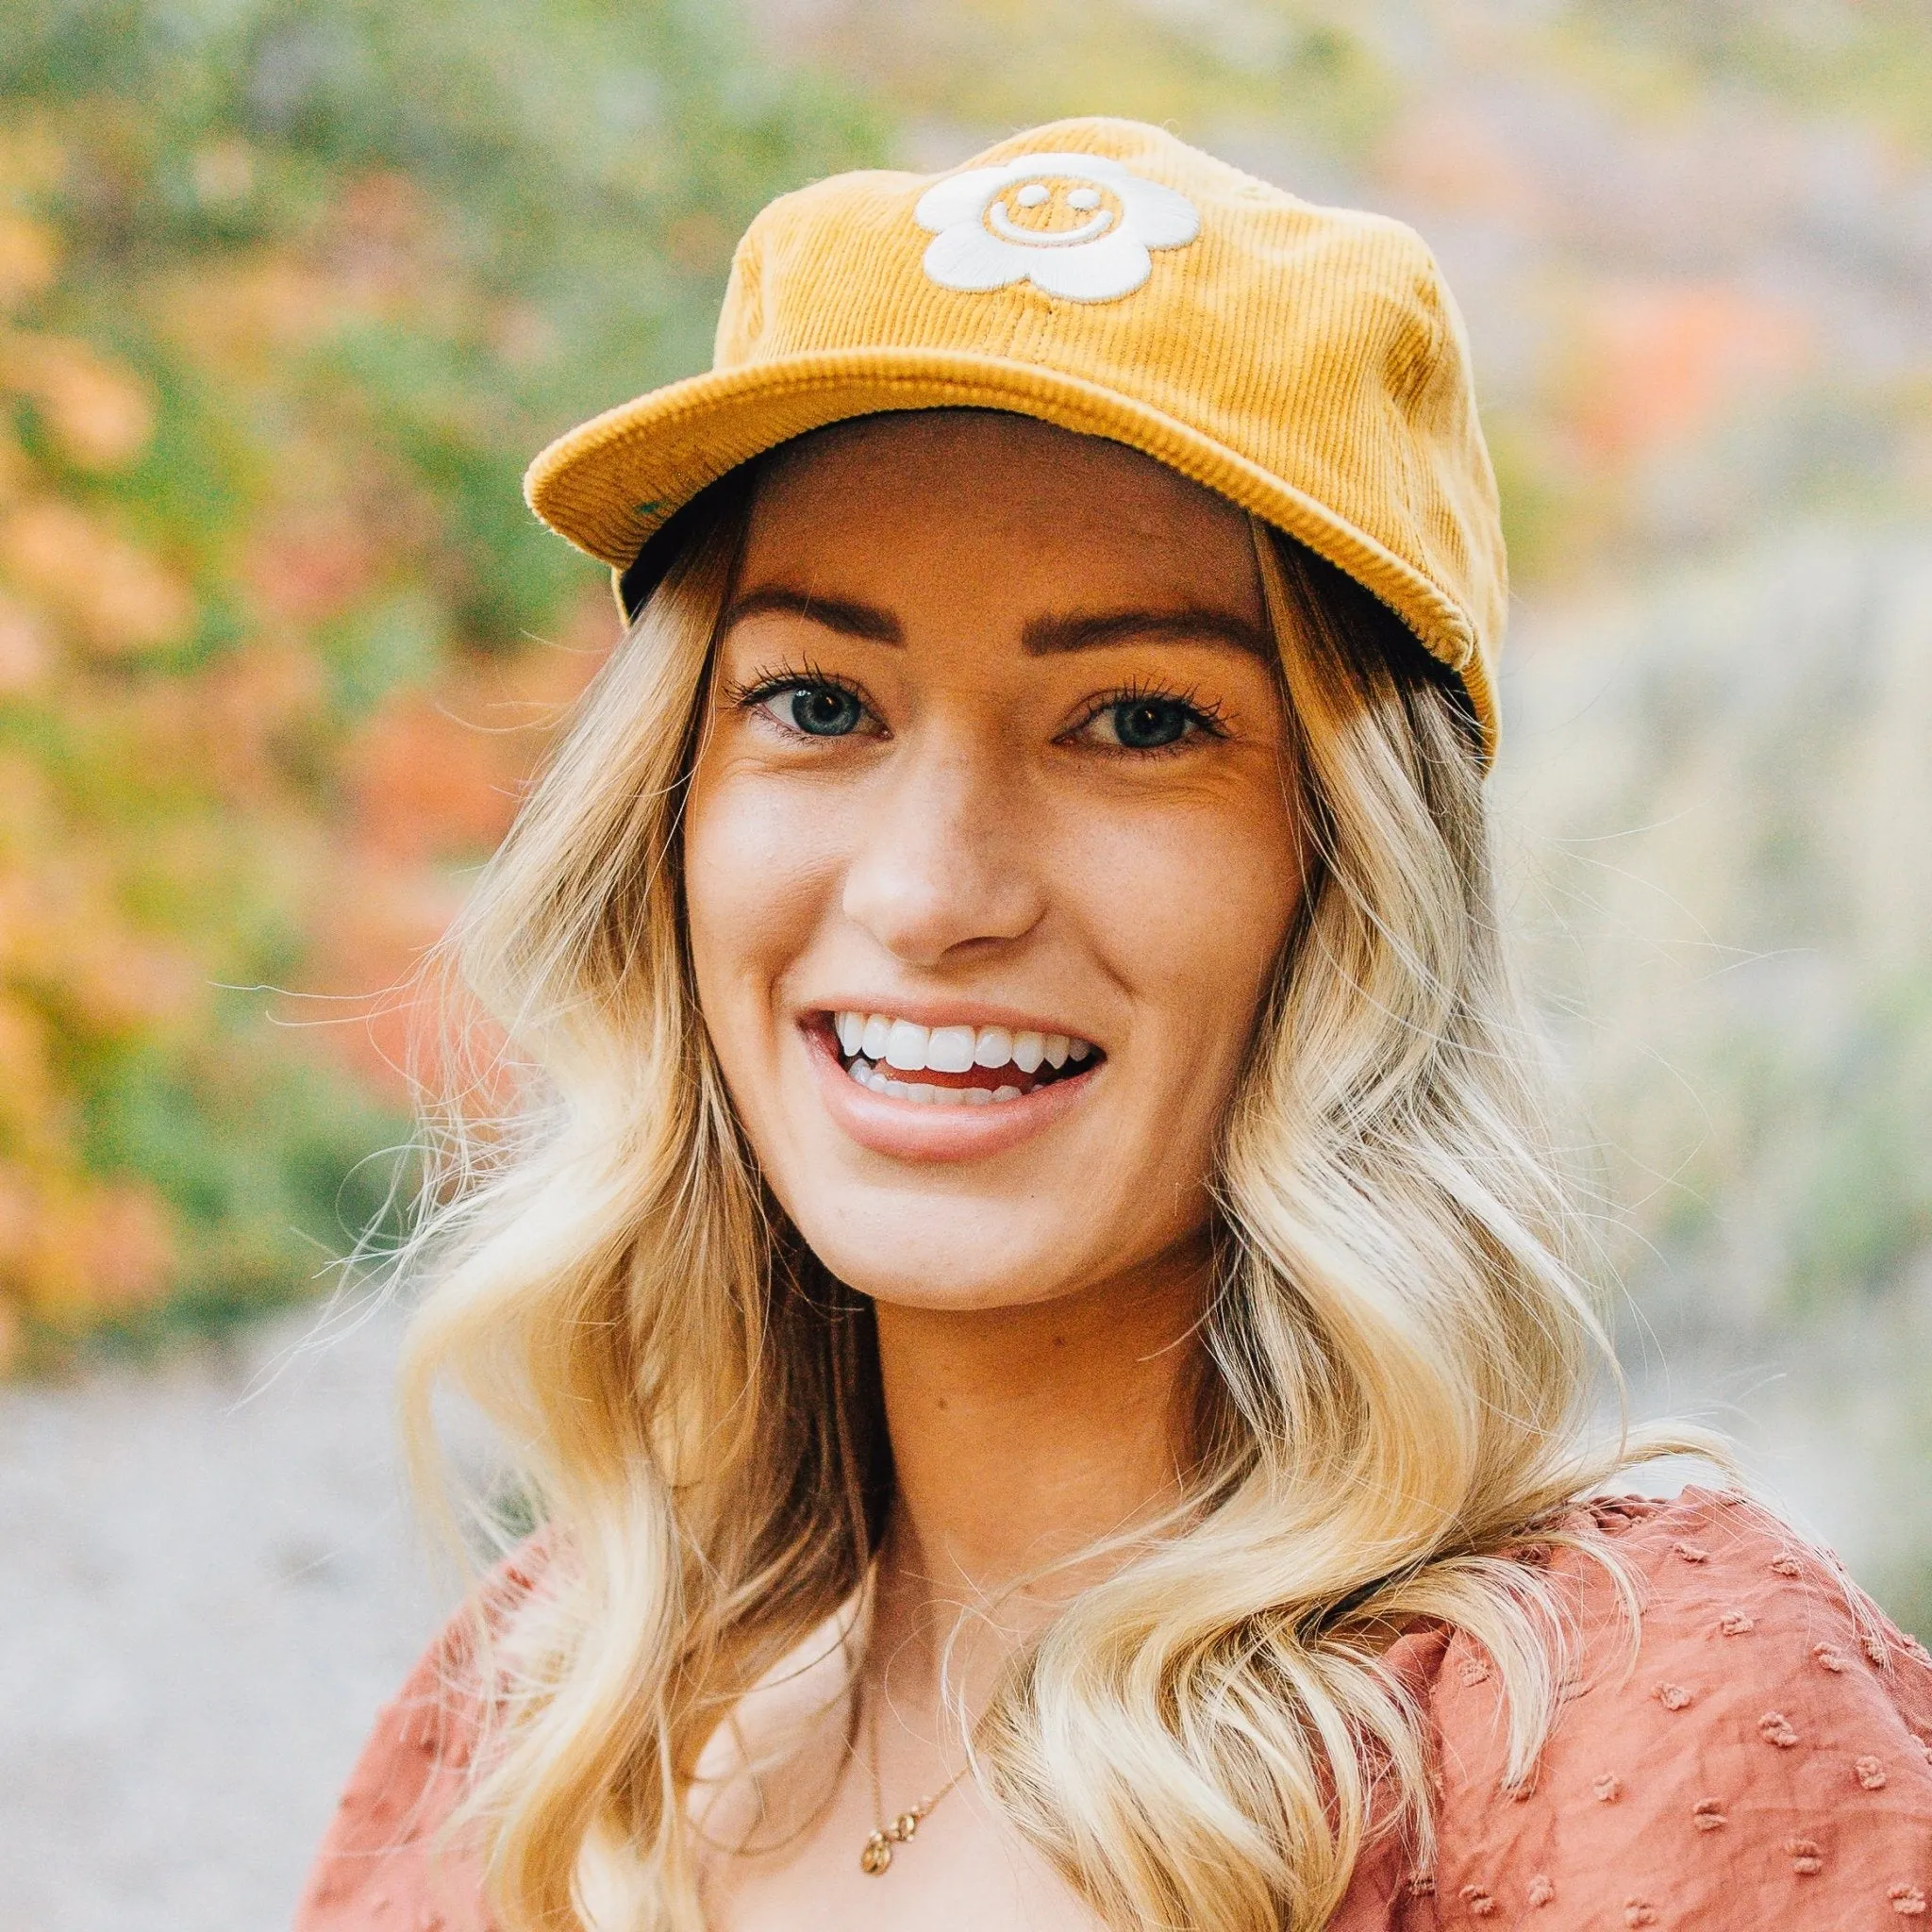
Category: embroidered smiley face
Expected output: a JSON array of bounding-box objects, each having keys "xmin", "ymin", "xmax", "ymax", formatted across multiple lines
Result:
[{"xmin": 914, "ymin": 153, "xmax": 1200, "ymax": 303}]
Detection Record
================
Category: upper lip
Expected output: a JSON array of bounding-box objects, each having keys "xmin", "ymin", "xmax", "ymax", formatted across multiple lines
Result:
[{"xmin": 801, "ymin": 997, "xmax": 1101, "ymax": 1047}]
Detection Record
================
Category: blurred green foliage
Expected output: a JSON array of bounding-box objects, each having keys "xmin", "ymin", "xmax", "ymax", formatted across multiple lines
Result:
[
  {"xmin": 1498, "ymin": 525, "xmax": 1932, "ymax": 1629},
  {"xmin": 0, "ymin": 0, "xmax": 882, "ymax": 1363},
  {"xmin": 784, "ymin": 0, "xmax": 1401, "ymax": 161},
  {"xmin": 1563, "ymin": 0, "xmax": 1932, "ymax": 140}
]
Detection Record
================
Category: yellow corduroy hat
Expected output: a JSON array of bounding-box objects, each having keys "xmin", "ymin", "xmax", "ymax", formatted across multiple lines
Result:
[{"xmin": 525, "ymin": 116, "xmax": 1507, "ymax": 754}]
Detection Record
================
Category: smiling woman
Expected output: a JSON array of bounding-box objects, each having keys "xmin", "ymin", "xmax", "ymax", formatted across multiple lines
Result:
[
  {"xmin": 686, "ymin": 415, "xmax": 1301, "ymax": 1293},
  {"xmin": 299, "ymin": 120, "xmax": 1932, "ymax": 1932}
]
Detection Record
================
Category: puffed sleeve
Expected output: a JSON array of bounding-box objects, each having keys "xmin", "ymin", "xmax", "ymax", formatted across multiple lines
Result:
[
  {"xmin": 294, "ymin": 1542, "xmax": 547, "ymax": 1932},
  {"xmin": 1420, "ymin": 1488, "xmax": 1932, "ymax": 1928}
]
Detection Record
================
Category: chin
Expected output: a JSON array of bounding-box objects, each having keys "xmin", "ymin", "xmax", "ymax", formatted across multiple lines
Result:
[
  {"xmin": 787, "ymin": 1203, "xmax": 1100, "ymax": 1313},
  {"xmin": 784, "ymin": 1173, "xmax": 1202, "ymax": 1316}
]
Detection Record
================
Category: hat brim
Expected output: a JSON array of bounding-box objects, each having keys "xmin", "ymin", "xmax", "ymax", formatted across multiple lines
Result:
[{"xmin": 523, "ymin": 346, "xmax": 1494, "ymax": 754}]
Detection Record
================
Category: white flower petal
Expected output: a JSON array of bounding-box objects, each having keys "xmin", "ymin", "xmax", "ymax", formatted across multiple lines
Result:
[
  {"xmin": 914, "ymin": 166, "xmax": 1008, "ymax": 232},
  {"xmin": 922, "ymin": 223, "xmax": 1028, "ymax": 291},
  {"xmin": 1022, "ymin": 228, "xmax": 1153, "ymax": 302},
  {"xmin": 1117, "ymin": 176, "xmax": 1201, "ymax": 251}
]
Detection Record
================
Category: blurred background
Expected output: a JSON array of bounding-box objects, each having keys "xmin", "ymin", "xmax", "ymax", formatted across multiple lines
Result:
[{"xmin": 2, "ymin": 0, "xmax": 1928, "ymax": 1924}]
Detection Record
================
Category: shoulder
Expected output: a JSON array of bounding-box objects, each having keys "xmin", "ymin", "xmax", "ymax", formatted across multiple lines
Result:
[
  {"xmin": 1420, "ymin": 1486, "xmax": 1932, "ymax": 1927},
  {"xmin": 294, "ymin": 1541, "xmax": 549, "ymax": 1932}
]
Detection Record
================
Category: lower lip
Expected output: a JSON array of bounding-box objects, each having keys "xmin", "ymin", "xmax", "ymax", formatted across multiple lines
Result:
[{"xmin": 805, "ymin": 1025, "xmax": 1100, "ymax": 1164}]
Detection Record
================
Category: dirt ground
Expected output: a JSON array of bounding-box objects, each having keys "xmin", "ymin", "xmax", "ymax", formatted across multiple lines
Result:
[{"xmin": 0, "ymin": 1301, "xmax": 456, "ymax": 1932}]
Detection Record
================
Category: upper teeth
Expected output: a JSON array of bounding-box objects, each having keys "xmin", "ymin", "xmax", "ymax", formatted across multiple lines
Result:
[{"xmin": 832, "ymin": 1011, "xmax": 1093, "ymax": 1074}]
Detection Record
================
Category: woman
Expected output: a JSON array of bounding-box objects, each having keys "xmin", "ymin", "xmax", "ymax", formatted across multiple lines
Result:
[{"xmin": 299, "ymin": 121, "xmax": 1932, "ymax": 1931}]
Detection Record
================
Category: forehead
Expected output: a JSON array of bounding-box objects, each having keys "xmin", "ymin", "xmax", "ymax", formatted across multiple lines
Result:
[{"xmin": 741, "ymin": 410, "xmax": 1261, "ymax": 615}]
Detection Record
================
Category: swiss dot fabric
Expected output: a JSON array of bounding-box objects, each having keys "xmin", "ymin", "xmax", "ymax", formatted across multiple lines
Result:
[
  {"xmin": 297, "ymin": 1490, "xmax": 1932, "ymax": 1929},
  {"xmin": 1333, "ymin": 1490, "xmax": 1932, "ymax": 1930}
]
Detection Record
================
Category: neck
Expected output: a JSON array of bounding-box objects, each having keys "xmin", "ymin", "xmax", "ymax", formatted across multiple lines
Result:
[{"xmin": 865, "ymin": 1233, "xmax": 1210, "ymax": 1708}]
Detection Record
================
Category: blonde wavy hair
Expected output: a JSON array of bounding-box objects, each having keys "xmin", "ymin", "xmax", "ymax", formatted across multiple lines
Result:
[{"xmin": 397, "ymin": 455, "xmax": 1695, "ymax": 1932}]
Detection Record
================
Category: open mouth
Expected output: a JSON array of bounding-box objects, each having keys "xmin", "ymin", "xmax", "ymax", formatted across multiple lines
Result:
[{"xmin": 824, "ymin": 1010, "xmax": 1103, "ymax": 1108}]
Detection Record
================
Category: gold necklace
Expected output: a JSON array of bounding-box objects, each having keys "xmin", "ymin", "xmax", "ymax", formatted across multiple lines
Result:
[{"xmin": 858, "ymin": 1677, "xmax": 970, "ymax": 1875}]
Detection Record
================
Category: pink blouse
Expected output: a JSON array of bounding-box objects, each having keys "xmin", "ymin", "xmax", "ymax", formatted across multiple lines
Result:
[{"xmin": 297, "ymin": 1488, "xmax": 1932, "ymax": 1928}]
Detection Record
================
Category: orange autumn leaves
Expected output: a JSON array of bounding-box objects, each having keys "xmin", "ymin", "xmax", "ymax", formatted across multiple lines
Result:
[
  {"xmin": 0, "ymin": 228, "xmax": 190, "ymax": 679},
  {"xmin": 0, "ymin": 4, "xmax": 873, "ymax": 1360},
  {"xmin": 1, "ymin": 499, "xmax": 196, "ymax": 663},
  {"xmin": 301, "ymin": 610, "xmax": 609, "ymax": 1099},
  {"xmin": 0, "ymin": 170, "xmax": 580, "ymax": 1356},
  {"xmin": 0, "ymin": 198, "xmax": 198, "ymax": 1347},
  {"xmin": 8, "ymin": 332, "xmax": 157, "ymax": 474}
]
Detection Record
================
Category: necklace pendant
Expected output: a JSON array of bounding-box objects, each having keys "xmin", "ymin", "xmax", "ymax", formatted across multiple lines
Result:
[
  {"xmin": 893, "ymin": 1810, "xmax": 920, "ymax": 1840},
  {"xmin": 860, "ymin": 1831, "xmax": 892, "ymax": 1876}
]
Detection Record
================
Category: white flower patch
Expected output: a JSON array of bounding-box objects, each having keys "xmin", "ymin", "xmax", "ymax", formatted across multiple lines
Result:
[{"xmin": 914, "ymin": 153, "xmax": 1200, "ymax": 304}]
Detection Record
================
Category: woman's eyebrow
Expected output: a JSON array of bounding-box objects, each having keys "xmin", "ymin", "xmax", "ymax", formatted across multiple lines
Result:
[
  {"xmin": 718, "ymin": 588, "xmax": 1268, "ymax": 659},
  {"xmin": 720, "ymin": 584, "xmax": 903, "ymax": 642},
  {"xmin": 1022, "ymin": 608, "xmax": 1271, "ymax": 658}
]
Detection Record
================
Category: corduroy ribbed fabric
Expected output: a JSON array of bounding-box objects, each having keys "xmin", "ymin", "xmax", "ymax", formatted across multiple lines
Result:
[{"xmin": 525, "ymin": 117, "xmax": 1508, "ymax": 753}]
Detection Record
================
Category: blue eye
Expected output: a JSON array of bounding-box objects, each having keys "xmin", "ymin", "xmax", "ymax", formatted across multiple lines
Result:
[
  {"xmin": 1097, "ymin": 696, "xmax": 1194, "ymax": 749},
  {"xmin": 759, "ymin": 682, "xmax": 865, "ymax": 736}
]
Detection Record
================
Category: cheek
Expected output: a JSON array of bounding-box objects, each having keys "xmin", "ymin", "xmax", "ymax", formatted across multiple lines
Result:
[
  {"xmin": 1071, "ymin": 780, "xmax": 1302, "ymax": 1068},
  {"xmin": 682, "ymin": 760, "xmax": 841, "ymax": 1071}
]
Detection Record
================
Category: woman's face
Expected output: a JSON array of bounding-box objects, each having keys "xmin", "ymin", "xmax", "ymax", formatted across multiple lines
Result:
[{"xmin": 684, "ymin": 412, "xmax": 1303, "ymax": 1312}]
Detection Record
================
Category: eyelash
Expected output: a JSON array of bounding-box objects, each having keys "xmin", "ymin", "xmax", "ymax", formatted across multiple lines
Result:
[
  {"xmin": 1063, "ymin": 680, "xmax": 1228, "ymax": 752},
  {"xmin": 724, "ymin": 665, "xmax": 1228, "ymax": 750},
  {"xmin": 725, "ymin": 660, "xmax": 872, "ymax": 714}
]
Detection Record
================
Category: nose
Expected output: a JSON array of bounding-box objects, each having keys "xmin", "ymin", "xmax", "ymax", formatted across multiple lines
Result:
[{"xmin": 840, "ymin": 743, "xmax": 1048, "ymax": 968}]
